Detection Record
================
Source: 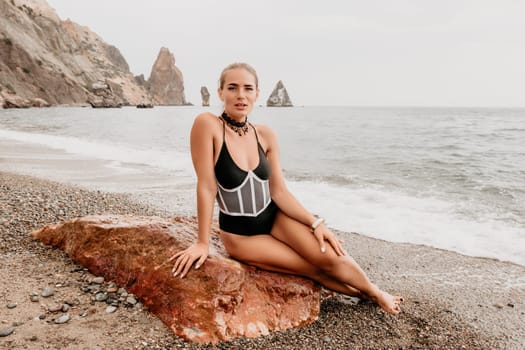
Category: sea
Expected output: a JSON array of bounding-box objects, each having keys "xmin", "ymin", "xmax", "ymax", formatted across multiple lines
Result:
[{"xmin": 1, "ymin": 106, "xmax": 524, "ymax": 266}]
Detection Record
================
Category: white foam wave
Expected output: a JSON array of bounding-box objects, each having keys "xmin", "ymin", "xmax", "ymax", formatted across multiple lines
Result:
[
  {"xmin": 289, "ymin": 180, "xmax": 525, "ymax": 266},
  {"xmin": 0, "ymin": 128, "xmax": 193, "ymax": 174}
]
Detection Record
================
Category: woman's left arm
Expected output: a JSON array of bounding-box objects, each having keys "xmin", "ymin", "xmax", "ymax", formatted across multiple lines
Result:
[{"xmin": 260, "ymin": 125, "xmax": 346, "ymax": 256}]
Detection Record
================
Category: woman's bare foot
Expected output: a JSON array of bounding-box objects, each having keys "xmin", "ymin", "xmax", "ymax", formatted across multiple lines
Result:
[{"xmin": 368, "ymin": 286, "xmax": 403, "ymax": 314}]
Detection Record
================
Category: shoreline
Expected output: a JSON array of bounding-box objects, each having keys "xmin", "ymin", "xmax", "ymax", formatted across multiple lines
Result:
[{"xmin": 1, "ymin": 171, "xmax": 524, "ymax": 349}]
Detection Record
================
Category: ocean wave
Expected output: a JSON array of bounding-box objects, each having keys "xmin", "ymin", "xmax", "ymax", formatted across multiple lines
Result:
[
  {"xmin": 288, "ymin": 179, "xmax": 525, "ymax": 266},
  {"xmin": 0, "ymin": 128, "xmax": 193, "ymax": 173}
]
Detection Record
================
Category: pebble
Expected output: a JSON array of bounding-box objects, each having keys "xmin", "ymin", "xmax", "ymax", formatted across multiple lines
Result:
[
  {"xmin": 48, "ymin": 303, "xmax": 63, "ymax": 312},
  {"xmin": 494, "ymin": 303, "xmax": 504, "ymax": 309},
  {"xmin": 126, "ymin": 296, "xmax": 137, "ymax": 305},
  {"xmin": 54, "ymin": 314, "xmax": 70, "ymax": 324},
  {"xmin": 62, "ymin": 304, "xmax": 70, "ymax": 312},
  {"xmin": 0, "ymin": 327, "xmax": 15, "ymax": 337},
  {"xmin": 95, "ymin": 292, "xmax": 108, "ymax": 302},
  {"xmin": 92, "ymin": 277, "xmax": 104, "ymax": 284},
  {"xmin": 30, "ymin": 295, "xmax": 39, "ymax": 302},
  {"xmin": 6, "ymin": 303, "xmax": 17, "ymax": 309},
  {"xmin": 41, "ymin": 287, "xmax": 55, "ymax": 297},
  {"xmin": 105, "ymin": 306, "xmax": 117, "ymax": 313},
  {"xmin": 29, "ymin": 335, "xmax": 38, "ymax": 341},
  {"xmin": 79, "ymin": 310, "xmax": 88, "ymax": 317}
]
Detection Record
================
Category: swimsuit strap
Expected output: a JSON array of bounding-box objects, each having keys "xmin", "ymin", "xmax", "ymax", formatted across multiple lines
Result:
[
  {"xmin": 221, "ymin": 117, "xmax": 226, "ymax": 144},
  {"xmin": 250, "ymin": 123, "xmax": 261, "ymax": 145}
]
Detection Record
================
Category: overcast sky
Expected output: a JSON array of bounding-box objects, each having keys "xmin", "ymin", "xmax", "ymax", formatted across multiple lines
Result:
[{"xmin": 47, "ymin": 0, "xmax": 525, "ymax": 107}]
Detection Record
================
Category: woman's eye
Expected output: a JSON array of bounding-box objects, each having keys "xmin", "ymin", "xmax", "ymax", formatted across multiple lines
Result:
[{"xmin": 228, "ymin": 87, "xmax": 236, "ymax": 91}]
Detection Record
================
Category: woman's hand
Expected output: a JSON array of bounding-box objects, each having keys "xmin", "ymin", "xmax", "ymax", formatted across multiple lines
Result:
[
  {"xmin": 312, "ymin": 224, "xmax": 347, "ymax": 256},
  {"xmin": 170, "ymin": 242, "xmax": 209, "ymax": 278}
]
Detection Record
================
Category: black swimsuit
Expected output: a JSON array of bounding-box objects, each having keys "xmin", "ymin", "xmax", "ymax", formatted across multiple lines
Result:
[{"xmin": 214, "ymin": 120, "xmax": 278, "ymax": 235}]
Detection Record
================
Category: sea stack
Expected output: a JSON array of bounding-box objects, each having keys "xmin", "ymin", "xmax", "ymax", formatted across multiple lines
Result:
[
  {"xmin": 201, "ymin": 86, "xmax": 210, "ymax": 106},
  {"xmin": 148, "ymin": 47, "xmax": 187, "ymax": 105},
  {"xmin": 266, "ymin": 80, "xmax": 293, "ymax": 107}
]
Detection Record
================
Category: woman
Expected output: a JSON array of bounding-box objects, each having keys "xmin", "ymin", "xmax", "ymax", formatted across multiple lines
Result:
[{"xmin": 172, "ymin": 63, "xmax": 403, "ymax": 314}]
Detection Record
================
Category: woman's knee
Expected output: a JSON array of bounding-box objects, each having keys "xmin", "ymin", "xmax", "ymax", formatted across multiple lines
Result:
[{"xmin": 315, "ymin": 253, "xmax": 346, "ymax": 274}]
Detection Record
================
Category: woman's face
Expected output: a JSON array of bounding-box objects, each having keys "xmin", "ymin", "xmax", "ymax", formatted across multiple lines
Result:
[{"xmin": 218, "ymin": 68, "xmax": 259, "ymax": 119}]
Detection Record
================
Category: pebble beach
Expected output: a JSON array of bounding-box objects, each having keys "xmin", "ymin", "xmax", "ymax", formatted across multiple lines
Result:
[{"xmin": 1, "ymin": 170, "xmax": 524, "ymax": 349}]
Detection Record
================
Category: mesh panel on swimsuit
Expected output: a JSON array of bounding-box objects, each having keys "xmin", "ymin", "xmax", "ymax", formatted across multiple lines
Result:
[{"xmin": 216, "ymin": 171, "xmax": 271, "ymax": 217}]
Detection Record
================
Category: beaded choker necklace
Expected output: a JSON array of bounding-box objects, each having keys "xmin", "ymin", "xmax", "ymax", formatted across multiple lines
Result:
[{"xmin": 221, "ymin": 111, "xmax": 249, "ymax": 136}]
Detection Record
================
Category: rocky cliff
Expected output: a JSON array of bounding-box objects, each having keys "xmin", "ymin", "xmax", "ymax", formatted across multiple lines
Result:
[
  {"xmin": 148, "ymin": 47, "xmax": 187, "ymax": 105},
  {"xmin": 0, "ymin": 0, "xmax": 152, "ymax": 107},
  {"xmin": 266, "ymin": 80, "xmax": 293, "ymax": 107}
]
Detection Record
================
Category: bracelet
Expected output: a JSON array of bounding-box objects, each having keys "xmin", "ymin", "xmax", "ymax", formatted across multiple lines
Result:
[{"xmin": 311, "ymin": 217, "xmax": 325, "ymax": 232}]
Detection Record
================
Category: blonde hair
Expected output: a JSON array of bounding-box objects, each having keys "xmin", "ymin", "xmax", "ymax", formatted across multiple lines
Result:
[{"xmin": 219, "ymin": 63, "xmax": 259, "ymax": 89}]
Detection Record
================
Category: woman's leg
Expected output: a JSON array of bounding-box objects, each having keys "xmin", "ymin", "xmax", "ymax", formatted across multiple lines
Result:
[
  {"xmin": 269, "ymin": 211, "xmax": 402, "ymax": 314},
  {"xmin": 220, "ymin": 232, "xmax": 363, "ymax": 297}
]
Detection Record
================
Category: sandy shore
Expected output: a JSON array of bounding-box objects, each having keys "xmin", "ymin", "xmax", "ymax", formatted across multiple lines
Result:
[{"xmin": 1, "ymin": 171, "xmax": 524, "ymax": 349}]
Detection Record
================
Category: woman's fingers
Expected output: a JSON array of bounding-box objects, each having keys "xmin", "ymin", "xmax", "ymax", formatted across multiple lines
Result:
[
  {"xmin": 172, "ymin": 254, "xmax": 189, "ymax": 276},
  {"xmin": 195, "ymin": 254, "xmax": 207, "ymax": 270},
  {"xmin": 328, "ymin": 237, "xmax": 344, "ymax": 256}
]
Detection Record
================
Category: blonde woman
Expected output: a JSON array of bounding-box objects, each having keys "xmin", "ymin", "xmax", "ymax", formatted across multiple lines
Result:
[{"xmin": 172, "ymin": 63, "xmax": 403, "ymax": 314}]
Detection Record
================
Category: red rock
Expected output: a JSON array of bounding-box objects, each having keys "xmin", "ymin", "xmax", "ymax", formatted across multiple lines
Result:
[{"xmin": 30, "ymin": 215, "xmax": 321, "ymax": 343}]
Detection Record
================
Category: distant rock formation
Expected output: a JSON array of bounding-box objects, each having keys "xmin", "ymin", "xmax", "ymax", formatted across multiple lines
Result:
[
  {"xmin": 200, "ymin": 86, "xmax": 210, "ymax": 106},
  {"xmin": 266, "ymin": 80, "xmax": 293, "ymax": 107},
  {"xmin": 134, "ymin": 74, "xmax": 147, "ymax": 87},
  {"xmin": 147, "ymin": 47, "xmax": 187, "ymax": 105},
  {"xmin": 2, "ymin": 93, "xmax": 50, "ymax": 108},
  {"xmin": 87, "ymin": 81, "xmax": 122, "ymax": 108},
  {"xmin": 136, "ymin": 102, "xmax": 153, "ymax": 108},
  {"xmin": 0, "ymin": 0, "xmax": 153, "ymax": 107},
  {"xmin": 31, "ymin": 215, "xmax": 322, "ymax": 343}
]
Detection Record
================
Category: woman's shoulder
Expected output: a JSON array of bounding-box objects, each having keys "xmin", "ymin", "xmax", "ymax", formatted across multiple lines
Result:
[
  {"xmin": 194, "ymin": 111, "xmax": 219, "ymax": 123},
  {"xmin": 252, "ymin": 123, "xmax": 276, "ymax": 139},
  {"xmin": 193, "ymin": 112, "xmax": 222, "ymax": 129}
]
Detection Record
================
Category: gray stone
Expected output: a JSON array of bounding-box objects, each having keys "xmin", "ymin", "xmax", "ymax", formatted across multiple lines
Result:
[
  {"xmin": 41, "ymin": 287, "xmax": 55, "ymax": 297},
  {"xmin": 0, "ymin": 327, "xmax": 15, "ymax": 337},
  {"xmin": 105, "ymin": 305, "xmax": 117, "ymax": 313},
  {"xmin": 54, "ymin": 315, "xmax": 70, "ymax": 324},
  {"xmin": 126, "ymin": 296, "xmax": 137, "ymax": 305},
  {"xmin": 6, "ymin": 303, "xmax": 17, "ymax": 309},
  {"xmin": 95, "ymin": 292, "xmax": 108, "ymax": 302}
]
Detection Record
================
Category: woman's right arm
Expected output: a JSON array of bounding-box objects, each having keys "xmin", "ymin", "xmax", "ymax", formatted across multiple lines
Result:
[{"xmin": 171, "ymin": 113, "xmax": 218, "ymax": 278}]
